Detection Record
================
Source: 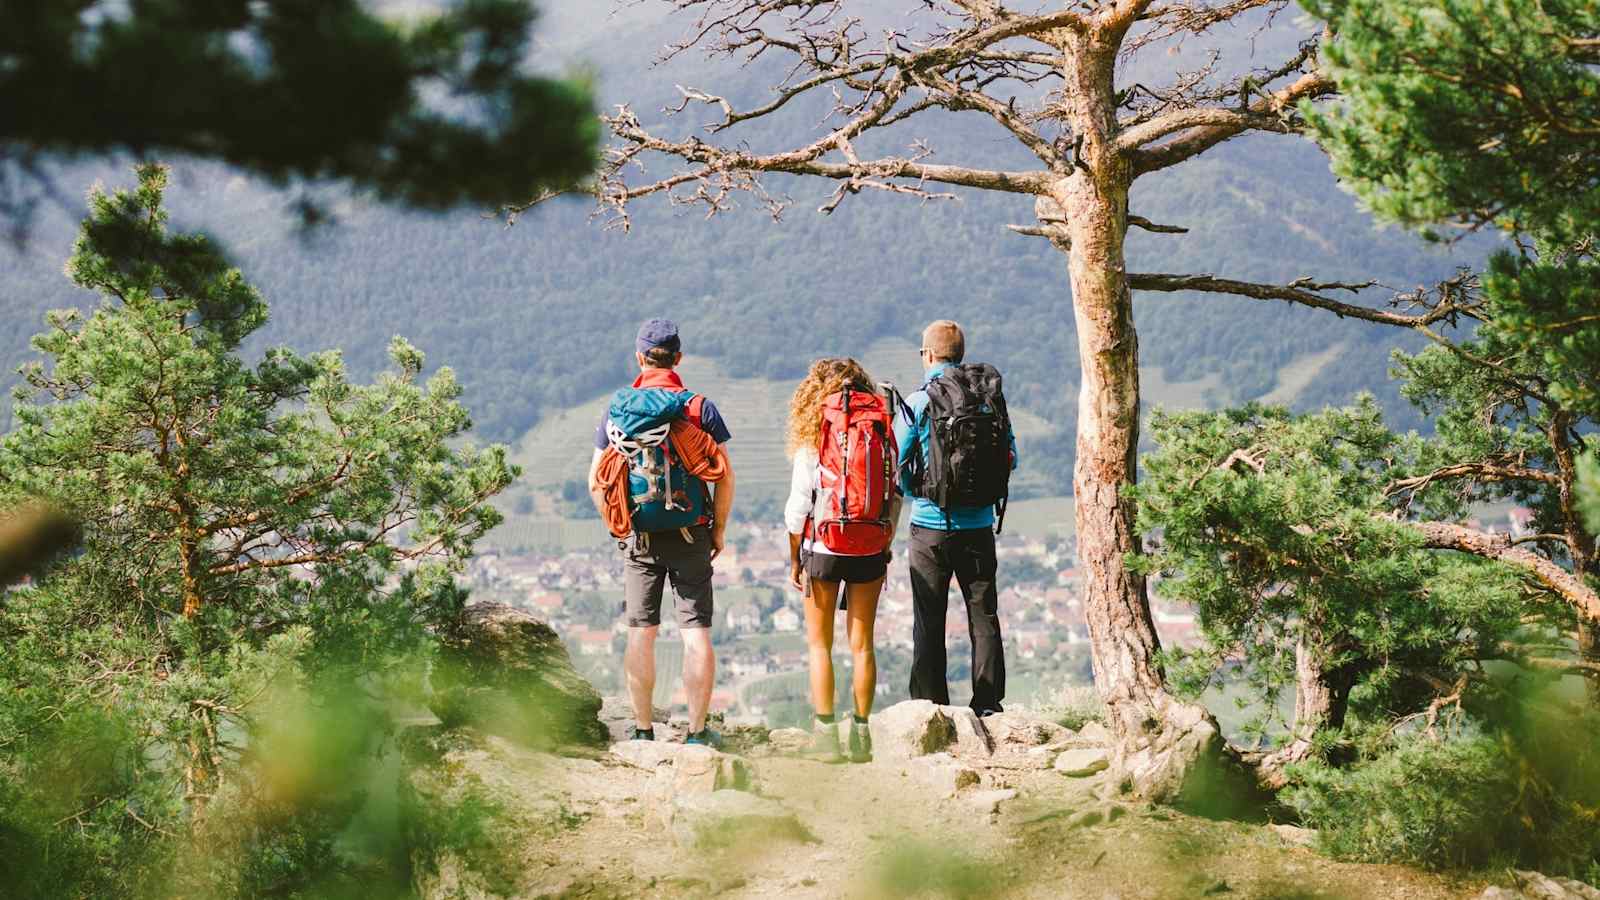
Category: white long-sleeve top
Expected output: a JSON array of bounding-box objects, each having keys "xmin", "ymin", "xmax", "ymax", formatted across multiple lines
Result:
[{"xmin": 784, "ymin": 447, "xmax": 903, "ymax": 556}]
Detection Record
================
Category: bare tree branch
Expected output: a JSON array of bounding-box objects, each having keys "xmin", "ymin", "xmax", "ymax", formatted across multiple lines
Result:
[
  {"xmin": 1128, "ymin": 68, "xmax": 1334, "ymax": 174},
  {"xmin": 1385, "ymin": 461, "xmax": 1561, "ymax": 497},
  {"xmin": 1126, "ymin": 272, "xmax": 1439, "ymax": 326},
  {"xmin": 1413, "ymin": 520, "xmax": 1600, "ymax": 621}
]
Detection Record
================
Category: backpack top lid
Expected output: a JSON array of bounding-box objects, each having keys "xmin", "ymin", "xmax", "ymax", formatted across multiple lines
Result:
[
  {"xmin": 607, "ymin": 386, "xmax": 694, "ymax": 439},
  {"xmin": 821, "ymin": 387, "xmax": 890, "ymax": 415},
  {"xmin": 933, "ymin": 362, "xmax": 1002, "ymax": 392}
]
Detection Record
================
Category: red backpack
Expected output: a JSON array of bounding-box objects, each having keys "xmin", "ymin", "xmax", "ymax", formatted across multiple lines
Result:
[{"xmin": 808, "ymin": 388, "xmax": 898, "ymax": 555}]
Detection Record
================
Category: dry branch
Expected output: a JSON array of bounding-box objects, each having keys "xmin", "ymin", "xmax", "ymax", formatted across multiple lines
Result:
[{"xmin": 1412, "ymin": 520, "xmax": 1600, "ymax": 621}]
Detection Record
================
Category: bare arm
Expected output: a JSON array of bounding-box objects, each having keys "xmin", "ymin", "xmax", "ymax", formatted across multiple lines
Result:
[
  {"xmin": 586, "ymin": 448, "xmax": 606, "ymax": 520},
  {"xmin": 710, "ymin": 446, "xmax": 734, "ymax": 560}
]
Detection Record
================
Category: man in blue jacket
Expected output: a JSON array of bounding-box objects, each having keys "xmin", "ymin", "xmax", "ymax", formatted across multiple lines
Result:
[{"xmin": 893, "ymin": 320, "xmax": 1017, "ymax": 716}]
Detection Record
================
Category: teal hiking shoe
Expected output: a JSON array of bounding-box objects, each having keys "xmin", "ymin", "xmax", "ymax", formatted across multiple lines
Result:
[
  {"xmin": 684, "ymin": 727, "xmax": 723, "ymax": 749},
  {"xmin": 628, "ymin": 726, "xmax": 655, "ymax": 741},
  {"xmin": 847, "ymin": 718, "xmax": 873, "ymax": 763},
  {"xmin": 803, "ymin": 717, "xmax": 845, "ymax": 763}
]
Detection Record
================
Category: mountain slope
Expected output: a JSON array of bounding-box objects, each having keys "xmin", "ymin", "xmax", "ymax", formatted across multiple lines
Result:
[{"xmin": 0, "ymin": 2, "xmax": 1488, "ymax": 477}]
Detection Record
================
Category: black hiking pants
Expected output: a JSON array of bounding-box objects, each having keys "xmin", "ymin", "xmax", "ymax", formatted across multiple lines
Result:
[{"xmin": 907, "ymin": 524, "xmax": 1005, "ymax": 713}]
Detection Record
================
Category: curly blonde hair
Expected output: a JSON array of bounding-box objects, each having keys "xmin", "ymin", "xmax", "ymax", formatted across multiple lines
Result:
[{"xmin": 787, "ymin": 357, "xmax": 877, "ymax": 458}]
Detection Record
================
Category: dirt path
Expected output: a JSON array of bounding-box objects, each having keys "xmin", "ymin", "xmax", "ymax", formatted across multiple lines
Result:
[{"xmin": 489, "ymin": 742, "xmax": 1487, "ymax": 900}]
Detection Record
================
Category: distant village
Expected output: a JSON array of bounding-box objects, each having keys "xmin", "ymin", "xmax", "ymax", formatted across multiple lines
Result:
[{"xmin": 469, "ymin": 504, "xmax": 1539, "ymax": 725}]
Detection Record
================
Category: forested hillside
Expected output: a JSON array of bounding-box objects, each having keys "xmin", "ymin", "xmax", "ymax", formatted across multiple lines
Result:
[{"xmin": 0, "ymin": 1, "xmax": 1488, "ymax": 475}]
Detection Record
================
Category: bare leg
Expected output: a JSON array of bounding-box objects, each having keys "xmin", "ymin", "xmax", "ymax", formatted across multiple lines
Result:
[
  {"xmin": 681, "ymin": 625, "xmax": 715, "ymax": 733},
  {"xmin": 805, "ymin": 579, "xmax": 841, "ymax": 716},
  {"xmin": 845, "ymin": 577, "xmax": 884, "ymax": 717},
  {"xmin": 625, "ymin": 625, "xmax": 658, "ymax": 730}
]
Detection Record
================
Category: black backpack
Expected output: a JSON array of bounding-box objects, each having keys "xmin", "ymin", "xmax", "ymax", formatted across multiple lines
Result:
[{"xmin": 909, "ymin": 363, "xmax": 1012, "ymax": 532}]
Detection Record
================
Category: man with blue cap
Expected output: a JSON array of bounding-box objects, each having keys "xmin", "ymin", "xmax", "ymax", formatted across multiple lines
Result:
[{"xmin": 587, "ymin": 318, "xmax": 735, "ymax": 747}]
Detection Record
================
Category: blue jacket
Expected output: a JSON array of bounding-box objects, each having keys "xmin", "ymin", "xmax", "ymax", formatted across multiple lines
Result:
[{"xmin": 894, "ymin": 362, "xmax": 1019, "ymax": 531}]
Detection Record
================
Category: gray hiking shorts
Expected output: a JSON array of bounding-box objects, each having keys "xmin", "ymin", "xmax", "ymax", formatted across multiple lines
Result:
[{"xmin": 621, "ymin": 524, "xmax": 715, "ymax": 629}]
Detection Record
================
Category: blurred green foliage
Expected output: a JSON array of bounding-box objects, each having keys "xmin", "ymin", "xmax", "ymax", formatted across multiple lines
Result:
[{"xmin": 0, "ymin": 0, "xmax": 597, "ymax": 222}]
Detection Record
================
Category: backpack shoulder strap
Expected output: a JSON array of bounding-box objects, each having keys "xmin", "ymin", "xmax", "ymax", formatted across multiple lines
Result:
[{"xmin": 684, "ymin": 393, "xmax": 705, "ymax": 429}]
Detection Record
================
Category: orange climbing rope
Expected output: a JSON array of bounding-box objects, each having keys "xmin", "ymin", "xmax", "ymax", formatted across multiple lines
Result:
[{"xmin": 595, "ymin": 419, "xmax": 729, "ymax": 539}]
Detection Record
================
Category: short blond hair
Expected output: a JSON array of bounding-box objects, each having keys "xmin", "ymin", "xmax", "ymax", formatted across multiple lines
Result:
[{"xmin": 922, "ymin": 320, "xmax": 965, "ymax": 363}]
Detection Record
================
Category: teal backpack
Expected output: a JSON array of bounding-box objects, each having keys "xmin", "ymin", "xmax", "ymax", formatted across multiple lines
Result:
[{"xmin": 604, "ymin": 387, "xmax": 708, "ymax": 533}]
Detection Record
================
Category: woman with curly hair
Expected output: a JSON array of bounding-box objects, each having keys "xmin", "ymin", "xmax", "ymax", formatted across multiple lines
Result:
[{"xmin": 783, "ymin": 357, "xmax": 903, "ymax": 763}]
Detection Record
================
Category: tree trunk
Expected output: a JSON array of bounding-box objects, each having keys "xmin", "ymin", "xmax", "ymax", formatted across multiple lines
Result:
[
  {"xmin": 1259, "ymin": 634, "xmax": 1351, "ymax": 788},
  {"xmin": 1548, "ymin": 413, "xmax": 1600, "ymax": 702},
  {"xmin": 1056, "ymin": 35, "xmax": 1225, "ymax": 805},
  {"xmin": 1580, "ymin": 620, "xmax": 1600, "ymax": 703}
]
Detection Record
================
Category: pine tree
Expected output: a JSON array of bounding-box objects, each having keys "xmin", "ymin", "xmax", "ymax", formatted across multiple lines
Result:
[{"xmin": 0, "ymin": 165, "xmax": 514, "ymax": 896}]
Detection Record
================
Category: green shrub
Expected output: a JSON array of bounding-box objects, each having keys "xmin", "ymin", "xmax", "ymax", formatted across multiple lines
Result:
[{"xmin": 1285, "ymin": 729, "xmax": 1600, "ymax": 879}]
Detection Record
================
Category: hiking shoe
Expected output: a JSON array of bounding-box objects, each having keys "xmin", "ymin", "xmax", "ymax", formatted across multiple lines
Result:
[
  {"xmin": 628, "ymin": 726, "xmax": 655, "ymax": 742},
  {"xmin": 684, "ymin": 727, "xmax": 723, "ymax": 749},
  {"xmin": 803, "ymin": 717, "xmax": 845, "ymax": 763},
  {"xmin": 847, "ymin": 719, "xmax": 873, "ymax": 764}
]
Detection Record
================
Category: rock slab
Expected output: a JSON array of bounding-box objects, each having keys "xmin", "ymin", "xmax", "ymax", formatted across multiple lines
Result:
[
  {"xmin": 906, "ymin": 752, "xmax": 983, "ymax": 796},
  {"xmin": 669, "ymin": 790, "xmax": 815, "ymax": 849},
  {"xmin": 872, "ymin": 700, "xmax": 994, "ymax": 760},
  {"xmin": 1055, "ymin": 747, "xmax": 1110, "ymax": 777},
  {"xmin": 612, "ymin": 741, "xmax": 752, "ymax": 794},
  {"xmin": 1482, "ymin": 872, "xmax": 1600, "ymax": 900},
  {"xmin": 430, "ymin": 603, "xmax": 607, "ymax": 750}
]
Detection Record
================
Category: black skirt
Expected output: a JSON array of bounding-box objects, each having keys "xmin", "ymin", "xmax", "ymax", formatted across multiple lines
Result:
[{"xmin": 804, "ymin": 550, "xmax": 888, "ymax": 585}]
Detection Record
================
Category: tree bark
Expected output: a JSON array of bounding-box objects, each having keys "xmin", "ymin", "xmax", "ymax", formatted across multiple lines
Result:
[
  {"xmin": 1258, "ymin": 633, "xmax": 1351, "ymax": 788},
  {"xmin": 1580, "ymin": 621, "xmax": 1600, "ymax": 703},
  {"xmin": 1057, "ymin": 33, "xmax": 1225, "ymax": 804}
]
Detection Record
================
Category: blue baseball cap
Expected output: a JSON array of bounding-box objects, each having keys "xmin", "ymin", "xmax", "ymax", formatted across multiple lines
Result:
[{"xmin": 636, "ymin": 318, "xmax": 681, "ymax": 354}]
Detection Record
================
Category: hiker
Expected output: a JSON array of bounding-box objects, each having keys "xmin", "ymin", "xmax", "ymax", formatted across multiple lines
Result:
[
  {"xmin": 588, "ymin": 318, "xmax": 735, "ymax": 747},
  {"xmin": 784, "ymin": 358, "xmax": 903, "ymax": 763},
  {"xmin": 895, "ymin": 320, "xmax": 1016, "ymax": 717}
]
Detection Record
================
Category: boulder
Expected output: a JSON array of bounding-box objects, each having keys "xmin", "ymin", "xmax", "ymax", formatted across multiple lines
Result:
[
  {"xmin": 599, "ymin": 696, "xmax": 672, "ymax": 743},
  {"xmin": 1481, "ymin": 872, "xmax": 1600, "ymax": 900},
  {"xmin": 668, "ymin": 790, "xmax": 816, "ymax": 849},
  {"xmin": 1055, "ymin": 747, "xmax": 1110, "ymax": 777},
  {"xmin": 906, "ymin": 753, "xmax": 983, "ymax": 797},
  {"xmin": 429, "ymin": 603, "xmax": 606, "ymax": 750},
  {"xmin": 1074, "ymin": 720, "xmax": 1111, "ymax": 745},
  {"xmin": 873, "ymin": 700, "xmax": 995, "ymax": 760},
  {"xmin": 984, "ymin": 712, "xmax": 1071, "ymax": 749},
  {"xmin": 966, "ymin": 788, "xmax": 1018, "ymax": 815},
  {"xmin": 612, "ymin": 741, "xmax": 752, "ymax": 794},
  {"xmin": 768, "ymin": 727, "xmax": 812, "ymax": 755},
  {"xmin": 951, "ymin": 707, "xmax": 995, "ymax": 757},
  {"xmin": 873, "ymin": 701, "xmax": 959, "ymax": 758}
]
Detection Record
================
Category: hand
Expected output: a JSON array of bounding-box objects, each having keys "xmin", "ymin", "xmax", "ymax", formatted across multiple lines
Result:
[
  {"xmin": 709, "ymin": 526, "xmax": 726, "ymax": 562},
  {"xmin": 789, "ymin": 560, "xmax": 805, "ymax": 592}
]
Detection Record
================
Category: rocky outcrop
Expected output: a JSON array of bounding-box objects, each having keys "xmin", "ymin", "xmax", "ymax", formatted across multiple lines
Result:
[
  {"xmin": 1054, "ymin": 747, "xmax": 1110, "ymax": 777},
  {"xmin": 872, "ymin": 700, "xmax": 993, "ymax": 760},
  {"xmin": 612, "ymin": 740, "xmax": 753, "ymax": 794},
  {"xmin": 666, "ymin": 790, "xmax": 815, "ymax": 849},
  {"xmin": 430, "ymin": 602, "xmax": 607, "ymax": 751},
  {"xmin": 1482, "ymin": 872, "xmax": 1600, "ymax": 900}
]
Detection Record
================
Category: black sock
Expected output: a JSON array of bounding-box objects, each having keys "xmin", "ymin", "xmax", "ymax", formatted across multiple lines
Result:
[
  {"xmin": 636, "ymin": 727, "xmax": 654, "ymax": 738},
  {"xmin": 816, "ymin": 713, "xmax": 835, "ymax": 724},
  {"xmin": 853, "ymin": 714, "xmax": 869, "ymax": 725}
]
